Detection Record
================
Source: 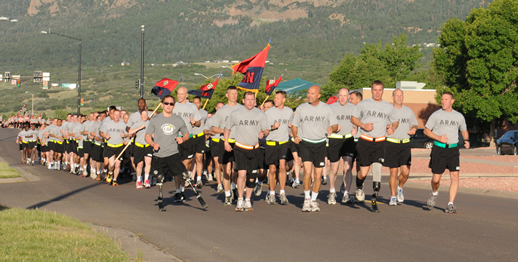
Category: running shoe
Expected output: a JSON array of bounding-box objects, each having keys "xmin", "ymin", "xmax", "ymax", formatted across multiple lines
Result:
[
  {"xmin": 389, "ymin": 196, "xmax": 397, "ymax": 206},
  {"xmin": 427, "ymin": 193, "xmax": 437, "ymax": 208},
  {"xmin": 96, "ymin": 176, "xmax": 101, "ymax": 181},
  {"xmin": 235, "ymin": 199, "xmax": 245, "ymax": 212},
  {"xmin": 224, "ymin": 195, "xmax": 233, "ymax": 206},
  {"xmin": 31, "ymin": 161, "xmax": 34, "ymax": 166},
  {"xmin": 288, "ymin": 177, "xmax": 294, "ymax": 186},
  {"xmin": 174, "ymin": 193, "xmax": 184, "ymax": 202},
  {"xmin": 302, "ymin": 199, "xmax": 311, "ymax": 212},
  {"xmin": 279, "ymin": 193, "xmax": 289, "ymax": 205},
  {"xmin": 322, "ymin": 176, "xmax": 328, "ymax": 185},
  {"xmin": 144, "ymin": 180, "xmax": 151, "ymax": 188},
  {"xmin": 91, "ymin": 173, "xmax": 97, "ymax": 180},
  {"xmin": 266, "ymin": 193, "xmax": 276, "ymax": 205},
  {"xmin": 83, "ymin": 169, "xmax": 89, "ymax": 177},
  {"xmin": 207, "ymin": 173, "xmax": 213, "ymax": 182},
  {"xmin": 355, "ymin": 188, "xmax": 365, "ymax": 202},
  {"xmin": 136, "ymin": 181, "xmax": 142, "ymax": 189},
  {"xmin": 327, "ymin": 192, "xmax": 337, "ymax": 205},
  {"xmin": 112, "ymin": 181, "xmax": 119, "ymax": 186},
  {"xmin": 216, "ymin": 184, "xmax": 224, "ymax": 193},
  {"xmin": 445, "ymin": 203, "xmax": 457, "ymax": 214},
  {"xmin": 106, "ymin": 175, "xmax": 112, "ymax": 183},
  {"xmin": 253, "ymin": 183, "xmax": 262, "ymax": 196},
  {"xmin": 397, "ymin": 187, "xmax": 404, "ymax": 203},
  {"xmin": 244, "ymin": 201, "xmax": 253, "ymax": 211},
  {"xmin": 310, "ymin": 201, "xmax": 320, "ymax": 212},
  {"xmin": 196, "ymin": 179, "xmax": 203, "ymax": 188},
  {"xmin": 292, "ymin": 180, "xmax": 301, "ymax": 189},
  {"xmin": 342, "ymin": 194, "xmax": 352, "ymax": 204}
]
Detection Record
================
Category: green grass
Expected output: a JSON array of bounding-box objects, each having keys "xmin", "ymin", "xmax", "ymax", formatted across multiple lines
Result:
[
  {"xmin": 0, "ymin": 162, "xmax": 21, "ymax": 179},
  {"xmin": 0, "ymin": 206, "xmax": 129, "ymax": 261}
]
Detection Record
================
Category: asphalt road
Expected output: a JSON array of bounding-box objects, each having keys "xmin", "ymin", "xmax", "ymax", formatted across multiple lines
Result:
[{"xmin": 1, "ymin": 128, "xmax": 516, "ymax": 261}]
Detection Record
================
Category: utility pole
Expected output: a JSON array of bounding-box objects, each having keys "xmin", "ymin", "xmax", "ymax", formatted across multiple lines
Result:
[{"xmin": 140, "ymin": 25, "xmax": 145, "ymax": 98}]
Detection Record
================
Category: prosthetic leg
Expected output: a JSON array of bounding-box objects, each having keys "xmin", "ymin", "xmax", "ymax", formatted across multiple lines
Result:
[
  {"xmin": 182, "ymin": 172, "xmax": 208, "ymax": 209},
  {"xmin": 372, "ymin": 181, "xmax": 380, "ymax": 213},
  {"xmin": 154, "ymin": 171, "xmax": 166, "ymax": 211}
]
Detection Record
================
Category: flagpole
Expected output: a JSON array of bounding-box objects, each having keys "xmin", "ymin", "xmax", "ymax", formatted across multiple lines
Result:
[
  {"xmin": 148, "ymin": 103, "xmax": 161, "ymax": 120},
  {"xmin": 202, "ymin": 99, "xmax": 209, "ymax": 110},
  {"xmin": 261, "ymin": 95, "xmax": 270, "ymax": 107}
]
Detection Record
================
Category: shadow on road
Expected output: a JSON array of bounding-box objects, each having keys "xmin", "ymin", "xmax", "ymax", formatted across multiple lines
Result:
[{"xmin": 26, "ymin": 182, "xmax": 104, "ymax": 210}]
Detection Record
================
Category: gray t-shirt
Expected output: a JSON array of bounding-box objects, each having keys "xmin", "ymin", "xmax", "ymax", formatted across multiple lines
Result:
[
  {"xmin": 425, "ymin": 109, "xmax": 467, "ymax": 144},
  {"xmin": 80, "ymin": 120, "xmax": 92, "ymax": 141},
  {"xmin": 390, "ymin": 105, "xmax": 418, "ymax": 140},
  {"xmin": 38, "ymin": 129, "xmax": 47, "ymax": 145},
  {"xmin": 146, "ymin": 113, "xmax": 188, "ymax": 158},
  {"xmin": 127, "ymin": 110, "xmax": 154, "ymax": 130},
  {"xmin": 192, "ymin": 109, "xmax": 208, "ymax": 135},
  {"xmin": 174, "ymin": 102, "xmax": 201, "ymax": 135},
  {"xmin": 212, "ymin": 103, "xmax": 243, "ymax": 140},
  {"xmin": 19, "ymin": 130, "xmax": 30, "ymax": 143},
  {"xmin": 330, "ymin": 102, "xmax": 356, "ymax": 136},
  {"xmin": 292, "ymin": 102, "xmax": 338, "ymax": 140},
  {"xmin": 72, "ymin": 123, "xmax": 83, "ymax": 142},
  {"xmin": 89, "ymin": 121, "xmax": 103, "ymax": 144},
  {"xmin": 100, "ymin": 120, "xmax": 127, "ymax": 145},
  {"xmin": 226, "ymin": 107, "xmax": 269, "ymax": 146},
  {"xmin": 205, "ymin": 116, "xmax": 219, "ymax": 140},
  {"xmin": 265, "ymin": 106, "xmax": 293, "ymax": 142},
  {"xmin": 352, "ymin": 98, "xmax": 398, "ymax": 138},
  {"xmin": 131, "ymin": 120, "xmax": 149, "ymax": 145}
]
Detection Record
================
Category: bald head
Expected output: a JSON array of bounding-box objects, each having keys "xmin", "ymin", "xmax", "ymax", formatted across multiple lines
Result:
[
  {"xmin": 338, "ymin": 88, "xmax": 350, "ymax": 105},
  {"xmin": 392, "ymin": 88, "xmax": 404, "ymax": 107},
  {"xmin": 307, "ymin": 85, "xmax": 321, "ymax": 105},
  {"xmin": 177, "ymin": 87, "xmax": 188, "ymax": 103}
]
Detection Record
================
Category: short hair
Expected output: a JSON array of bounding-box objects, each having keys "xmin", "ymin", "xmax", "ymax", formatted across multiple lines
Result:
[
  {"xmin": 227, "ymin": 86, "xmax": 237, "ymax": 92},
  {"xmin": 193, "ymin": 96, "xmax": 202, "ymax": 102},
  {"xmin": 351, "ymin": 91, "xmax": 363, "ymax": 101},
  {"xmin": 109, "ymin": 106, "xmax": 117, "ymax": 111},
  {"xmin": 275, "ymin": 90, "xmax": 287, "ymax": 98},
  {"xmin": 443, "ymin": 91, "xmax": 454, "ymax": 99},
  {"xmin": 371, "ymin": 80, "xmax": 384, "ymax": 89},
  {"xmin": 264, "ymin": 99, "xmax": 274, "ymax": 106},
  {"xmin": 161, "ymin": 95, "xmax": 176, "ymax": 104},
  {"xmin": 244, "ymin": 91, "xmax": 255, "ymax": 99}
]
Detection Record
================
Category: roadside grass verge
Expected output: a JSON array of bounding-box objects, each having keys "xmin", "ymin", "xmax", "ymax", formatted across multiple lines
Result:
[
  {"xmin": 0, "ymin": 162, "xmax": 21, "ymax": 179},
  {"xmin": 0, "ymin": 206, "xmax": 128, "ymax": 261}
]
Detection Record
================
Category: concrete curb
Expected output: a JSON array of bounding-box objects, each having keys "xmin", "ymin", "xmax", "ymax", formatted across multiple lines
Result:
[
  {"xmin": 0, "ymin": 156, "xmax": 40, "ymax": 184},
  {"xmin": 404, "ymin": 180, "xmax": 518, "ymax": 200},
  {"xmin": 91, "ymin": 224, "xmax": 182, "ymax": 262}
]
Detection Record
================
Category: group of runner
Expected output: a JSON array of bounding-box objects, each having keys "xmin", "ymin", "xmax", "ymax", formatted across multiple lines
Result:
[{"xmin": 14, "ymin": 81, "xmax": 469, "ymax": 213}]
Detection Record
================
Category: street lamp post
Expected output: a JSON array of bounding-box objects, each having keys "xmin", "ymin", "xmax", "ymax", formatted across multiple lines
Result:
[
  {"xmin": 140, "ymin": 25, "xmax": 145, "ymax": 98},
  {"xmin": 41, "ymin": 29, "xmax": 82, "ymax": 115},
  {"xmin": 25, "ymin": 91, "xmax": 34, "ymax": 117}
]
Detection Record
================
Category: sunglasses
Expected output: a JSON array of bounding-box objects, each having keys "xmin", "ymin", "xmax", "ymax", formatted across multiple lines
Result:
[{"xmin": 163, "ymin": 102, "xmax": 174, "ymax": 106}]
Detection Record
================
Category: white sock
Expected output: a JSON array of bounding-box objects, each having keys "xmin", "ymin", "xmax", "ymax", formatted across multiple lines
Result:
[
  {"xmin": 270, "ymin": 191, "xmax": 275, "ymax": 196},
  {"xmin": 432, "ymin": 191, "xmax": 438, "ymax": 196},
  {"xmin": 180, "ymin": 186, "xmax": 185, "ymax": 192},
  {"xmin": 330, "ymin": 188, "xmax": 336, "ymax": 193},
  {"xmin": 280, "ymin": 190, "xmax": 285, "ymax": 195},
  {"xmin": 231, "ymin": 182, "xmax": 237, "ymax": 190},
  {"xmin": 448, "ymin": 202, "xmax": 454, "ymax": 205},
  {"xmin": 225, "ymin": 190, "xmax": 231, "ymax": 197},
  {"xmin": 137, "ymin": 176, "xmax": 142, "ymax": 182},
  {"xmin": 311, "ymin": 191, "xmax": 318, "ymax": 201},
  {"xmin": 197, "ymin": 176, "xmax": 202, "ymax": 182},
  {"xmin": 245, "ymin": 198, "xmax": 250, "ymax": 202},
  {"xmin": 176, "ymin": 189, "xmax": 181, "ymax": 193},
  {"xmin": 304, "ymin": 190, "xmax": 311, "ymax": 199},
  {"xmin": 344, "ymin": 191, "xmax": 348, "ymax": 195},
  {"xmin": 295, "ymin": 178, "xmax": 300, "ymax": 183},
  {"xmin": 145, "ymin": 174, "xmax": 150, "ymax": 181}
]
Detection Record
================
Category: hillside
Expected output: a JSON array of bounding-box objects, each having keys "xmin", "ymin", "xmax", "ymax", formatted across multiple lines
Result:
[{"xmin": 0, "ymin": 0, "xmax": 490, "ymax": 115}]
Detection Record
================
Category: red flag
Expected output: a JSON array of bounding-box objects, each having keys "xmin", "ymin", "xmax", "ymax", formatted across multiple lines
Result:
[
  {"xmin": 189, "ymin": 78, "xmax": 219, "ymax": 99},
  {"xmin": 151, "ymin": 78, "xmax": 180, "ymax": 99},
  {"xmin": 327, "ymin": 95, "xmax": 338, "ymax": 104},
  {"xmin": 232, "ymin": 44, "xmax": 270, "ymax": 93},
  {"xmin": 264, "ymin": 75, "xmax": 283, "ymax": 96},
  {"xmin": 200, "ymin": 78, "xmax": 219, "ymax": 91}
]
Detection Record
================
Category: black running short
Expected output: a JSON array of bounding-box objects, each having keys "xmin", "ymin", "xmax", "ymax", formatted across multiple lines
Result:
[
  {"xmin": 77, "ymin": 148, "xmax": 84, "ymax": 158},
  {"xmin": 41, "ymin": 145, "xmax": 49, "ymax": 153},
  {"xmin": 83, "ymin": 140, "xmax": 91, "ymax": 154},
  {"xmin": 219, "ymin": 141, "xmax": 235, "ymax": 165},
  {"xmin": 179, "ymin": 137, "xmax": 195, "ymax": 160},
  {"xmin": 193, "ymin": 135, "xmax": 206, "ymax": 154},
  {"xmin": 288, "ymin": 139, "xmax": 299, "ymax": 153},
  {"xmin": 265, "ymin": 142, "xmax": 288, "ymax": 166},
  {"xmin": 327, "ymin": 137, "xmax": 355, "ymax": 162},
  {"xmin": 356, "ymin": 138, "xmax": 385, "ymax": 167},
  {"xmin": 152, "ymin": 153, "xmax": 187, "ymax": 178},
  {"xmin": 104, "ymin": 145, "xmax": 123, "ymax": 160},
  {"xmin": 52, "ymin": 142, "xmax": 64, "ymax": 154},
  {"xmin": 19, "ymin": 143, "xmax": 23, "ymax": 151},
  {"xmin": 256, "ymin": 147, "xmax": 266, "ymax": 169},
  {"xmin": 428, "ymin": 145, "xmax": 460, "ymax": 174},
  {"xmin": 210, "ymin": 139, "xmax": 221, "ymax": 159},
  {"xmin": 384, "ymin": 141, "xmax": 411, "ymax": 168},
  {"xmin": 28, "ymin": 141, "xmax": 37, "ymax": 149},
  {"xmin": 234, "ymin": 147, "xmax": 259, "ymax": 178},
  {"xmin": 133, "ymin": 145, "xmax": 153, "ymax": 164},
  {"xmin": 299, "ymin": 140, "xmax": 326, "ymax": 167},
  {"xmin": 90, "ymin": 144, "xmax": 104, "ymax": 162}
]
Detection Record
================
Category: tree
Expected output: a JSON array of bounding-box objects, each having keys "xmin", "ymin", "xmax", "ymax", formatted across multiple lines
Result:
[
  {"xmin": 327, "ymin": 34, "xmax": 422, "ymax": 101},
  {"xmin": 433, "ymin": 0, "xmax": 518, "ymax": 145}
]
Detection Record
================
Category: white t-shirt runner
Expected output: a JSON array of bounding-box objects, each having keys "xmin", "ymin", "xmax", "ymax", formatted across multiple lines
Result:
[
  {"xmin": 352, "ymin": 98, "xmax": 398, "ymax": 138},
  {"xmin": 292, "ymin": 101, "xmax": 338, "ymax": 141}
]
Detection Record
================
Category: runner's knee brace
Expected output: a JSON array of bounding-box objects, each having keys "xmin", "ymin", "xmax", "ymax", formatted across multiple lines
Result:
[{"xmin": 246, "ymin": 170, "xmax": 258, "ymax": 188}]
